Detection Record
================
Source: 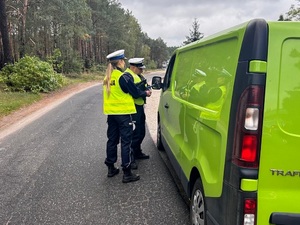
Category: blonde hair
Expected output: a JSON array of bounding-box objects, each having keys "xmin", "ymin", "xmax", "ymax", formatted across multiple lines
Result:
[{"xmin": 103, "ymin": 59, "xmax": 123, "ymax": 96}]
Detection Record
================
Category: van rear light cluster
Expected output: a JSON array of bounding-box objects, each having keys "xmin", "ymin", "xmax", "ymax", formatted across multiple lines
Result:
[
  {"xmin": 243, "ymin": 199, "xmax": 257, "ymax": 225},
  {"xmin": 233, "ymin": 86, "xmax": 264, "ymax": 168}
]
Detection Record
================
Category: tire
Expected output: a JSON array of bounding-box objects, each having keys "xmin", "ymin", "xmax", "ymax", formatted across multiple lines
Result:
[
  {"xmin": 190, "ymin": 178, "xmax": 206, "ymax": 225},
  {"xmin": 157, "ymin": 118, "xmax": 164, "ymax": 151}
]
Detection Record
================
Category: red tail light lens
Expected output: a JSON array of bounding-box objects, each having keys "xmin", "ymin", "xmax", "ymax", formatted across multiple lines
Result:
[
  {"xmin": 233, "ymin": 86, "xmax": 264, "ymax": 168},
  {"xmin": 241, "ymin": 135, "xmax": 257, "ymax": 162},
  {"xmin": 244, "ymin": 199, "xmax": 256, "ymax": 214}
]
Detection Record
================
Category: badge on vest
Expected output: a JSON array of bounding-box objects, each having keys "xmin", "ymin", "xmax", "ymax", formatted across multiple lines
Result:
[{"xmin": 110, "ymin": 80, "xmax": 116, "ymax": 86}]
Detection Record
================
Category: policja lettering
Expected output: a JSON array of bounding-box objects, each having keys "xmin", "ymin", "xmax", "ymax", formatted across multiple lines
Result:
[{"xmin": 110, "ymin": 79, "xmax": 116, "ymax": 86}]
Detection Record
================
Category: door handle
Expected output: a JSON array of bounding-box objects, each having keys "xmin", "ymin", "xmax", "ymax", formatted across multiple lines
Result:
[{"xmin": 164, "ymin": 103, "xmax": 169, "ymax": 109}]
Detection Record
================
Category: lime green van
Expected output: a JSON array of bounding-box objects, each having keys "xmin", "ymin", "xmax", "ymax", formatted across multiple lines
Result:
[{"xmin": 151, "ymin": 19, "xmax": 300, "ymax": 225}]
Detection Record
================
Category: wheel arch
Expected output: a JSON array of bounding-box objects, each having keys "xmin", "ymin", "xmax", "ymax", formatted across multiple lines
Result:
[{"xmin": 189, "ymin": 167, "xmax": 202, "ymax": 198}]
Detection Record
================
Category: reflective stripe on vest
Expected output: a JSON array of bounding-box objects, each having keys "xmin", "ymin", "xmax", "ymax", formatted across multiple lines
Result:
[{"xmin": 103, "ymin": 69, "xmax": 136, "ymax": 115}]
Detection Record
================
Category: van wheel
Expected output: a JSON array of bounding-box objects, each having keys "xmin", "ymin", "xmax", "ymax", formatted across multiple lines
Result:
[
  {"xmin": 157, "ymin": 119, "xmax": 164, "ymax": 151},
  {"xmin": 190, "ymin": 179, "xmax": 206, "ymax": 225}
]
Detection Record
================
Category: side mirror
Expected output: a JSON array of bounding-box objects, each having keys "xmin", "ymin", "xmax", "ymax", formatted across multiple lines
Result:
[{"xmin": 151, "ymin": 76, "xmax": 162, "ymax": 90}]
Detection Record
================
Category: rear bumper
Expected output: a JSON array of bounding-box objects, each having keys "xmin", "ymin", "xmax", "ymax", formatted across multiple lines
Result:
[{"xmin": 270, "ymin": 212, "xmax": 300, "ymax": 225}]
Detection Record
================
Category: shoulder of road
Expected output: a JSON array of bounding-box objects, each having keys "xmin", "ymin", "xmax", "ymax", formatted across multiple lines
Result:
[{"xmin": 0, "ymin": 70, "xmax": 164, "ymax": 140}]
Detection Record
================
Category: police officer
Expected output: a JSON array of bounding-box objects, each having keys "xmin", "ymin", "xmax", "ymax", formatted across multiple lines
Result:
[
  {"xmin": 124, "ymin": 58, "xmax": 151, "ymax": 170},
  {"xmin": 103, "ymin": 50, "xmax": 151, "ymax": 183}
]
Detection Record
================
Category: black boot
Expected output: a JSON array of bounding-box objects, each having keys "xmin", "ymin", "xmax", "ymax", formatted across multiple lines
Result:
[
  {"xmin": 135, "ymin": 152, "xmax": 150, "ymax": 160},
  {"xmin": 131, "ymin": 161, "xmax": 138, "ymax": 170},
  {"xmin": 122, "ymin": 169, "xmax": 140, "ymax": 183},
  {"xmin": 107, "ymin": 165, "xmax": 119, "ymax": 177}
]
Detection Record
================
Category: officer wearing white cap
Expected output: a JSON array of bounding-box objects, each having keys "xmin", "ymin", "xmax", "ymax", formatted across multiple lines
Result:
[
  {"xmin": 124, "ymin": 58, "xmax": 151, "ymax": 169},
  {"xmin": 103, "ymin": 50, "xmax": 151, "ymax": 183},
  {"xmin": 128, "ymin": 58, "xmax": 146, "ymax": 69}
]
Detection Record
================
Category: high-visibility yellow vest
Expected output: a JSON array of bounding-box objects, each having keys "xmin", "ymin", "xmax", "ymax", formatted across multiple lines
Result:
[
  {"xmin": 125, "ymin": 68, "xmax": 145, "ymax": 106},
  {"xmin": 103, "ymin": 69, "xmax": 136, "ymax": 115}
]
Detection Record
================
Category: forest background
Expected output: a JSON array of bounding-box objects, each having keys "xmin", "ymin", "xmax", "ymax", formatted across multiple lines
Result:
[
  {"xmin": 0, "ymin": 0, "xmax": 299, "ymax": 118},
  {"xmin": 0, "ymin": 0, "xmax": 177, "ymax": 72}
]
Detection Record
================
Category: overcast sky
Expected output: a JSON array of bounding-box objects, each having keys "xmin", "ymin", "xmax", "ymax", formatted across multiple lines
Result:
[{"xmin": 118, "ymin": 0, "xmax": 297, "ymax": 47}]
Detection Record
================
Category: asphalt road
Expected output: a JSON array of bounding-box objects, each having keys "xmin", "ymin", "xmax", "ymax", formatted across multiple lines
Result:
[{"xmin": 0, "ymin": 72, "xmax": 190, "ymax": 225}]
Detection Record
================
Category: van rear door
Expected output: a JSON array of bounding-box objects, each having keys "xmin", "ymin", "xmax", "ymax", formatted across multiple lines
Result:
[{"xmin": 257, "ymin": 22, "xmax": 300, "ymax": 225}]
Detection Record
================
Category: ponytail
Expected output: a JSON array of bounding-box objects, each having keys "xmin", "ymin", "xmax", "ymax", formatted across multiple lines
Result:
[
  {"xmin": 104, "ymin": 60, "xmax": 121, "ymax": 97},
  {"xmin": 104, "ymin": 63, "xmax": 113, "ymax": 96}
]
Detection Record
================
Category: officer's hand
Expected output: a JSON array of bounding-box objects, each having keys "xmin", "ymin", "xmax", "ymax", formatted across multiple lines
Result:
[{"xmin": 146, "ymin": 90, "xmax": 152, "ymax": 97}]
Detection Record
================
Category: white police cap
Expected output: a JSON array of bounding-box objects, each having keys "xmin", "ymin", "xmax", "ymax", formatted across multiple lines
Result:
[
  {"xmin": 106, "ymin": 49, "xmax": 126, "ymax": 61},
  {"xmin": 128, "ymin": 58, "xmax": 146, "ymax": 69}
]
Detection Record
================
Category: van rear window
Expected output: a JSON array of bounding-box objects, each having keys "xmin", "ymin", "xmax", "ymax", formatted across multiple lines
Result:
[{"xmin": 278, "ymin": 38, "xmax": 300, "ymax": 135}]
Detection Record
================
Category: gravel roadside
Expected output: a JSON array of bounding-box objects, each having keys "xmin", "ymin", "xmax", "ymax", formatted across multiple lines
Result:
[{"xmin": 144, "ymin": 88, "xmax": 160, "ymax": 144}]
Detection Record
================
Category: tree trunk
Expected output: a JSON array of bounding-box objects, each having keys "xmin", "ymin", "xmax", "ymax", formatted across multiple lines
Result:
[
  {"xmin": 19, "ymin": 0, "xmax": 29, "ymax": 58},
  {"xmin": 0, "ymin": 0, "xmax": 13, "ymax": 67}
]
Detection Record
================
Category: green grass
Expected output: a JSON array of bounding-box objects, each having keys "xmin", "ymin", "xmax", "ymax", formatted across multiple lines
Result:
[
  {"xmin": 63, "ymin": 72, "xmax": 103, "ymax": 85},
  {"xmin": 0, "ymin": 92, "xmax": 42, "ymax": 117},
  {"xmin": 0, "ymin": 72, "xmax": 104, "ymax": 119}
]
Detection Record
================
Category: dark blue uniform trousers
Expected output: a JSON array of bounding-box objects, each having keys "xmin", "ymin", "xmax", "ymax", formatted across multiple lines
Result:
[
  {"xmin": 131, "ymin": 104, "xmax": 146, "ymax": 157},
  {"xmin": 105, "ymin": 115, "xmax": 133, "ymax": 169}
]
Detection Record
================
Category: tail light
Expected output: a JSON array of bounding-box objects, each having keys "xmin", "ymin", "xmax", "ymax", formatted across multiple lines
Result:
[
  {"xmin": 233, "ymin": 86, "xmax": 264, "ymax": 168},
  {"xmin": 244, "ymin": 199, "xmax": 257, "ymax": 225}
]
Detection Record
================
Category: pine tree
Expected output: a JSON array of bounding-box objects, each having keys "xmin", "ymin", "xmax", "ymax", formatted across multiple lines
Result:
[
  {"xmin": 183, "ymin": 18, "xmax": 204, "ymax": 45},
  {"xmin": 285, "ymin": 0, "xmax": 300, "ymax": 21},
  {"xmin": 279, "ymin": 0, "xmax": 300, "ymax": 21}
]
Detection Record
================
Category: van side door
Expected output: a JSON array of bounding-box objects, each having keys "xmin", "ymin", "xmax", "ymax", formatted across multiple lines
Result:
[{"xmin": 158, "ymin": 55, "xmax": 185, "ymax": 174}]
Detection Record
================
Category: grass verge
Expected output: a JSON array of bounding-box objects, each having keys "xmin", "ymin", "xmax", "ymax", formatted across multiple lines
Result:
[
  {"xmin": 0, "ymin": 73, "xmax": 103, "ymax": 119},
  {"xmin": 0, "ymin": 92, "xmax": 42, "ymax": 118}
]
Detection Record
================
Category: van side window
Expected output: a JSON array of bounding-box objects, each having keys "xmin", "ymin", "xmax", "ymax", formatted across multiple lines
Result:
[
  {"xmin": 174, "ymin": 51, "xmax": 194, "ymax": 99},
  {"xmin": 163, "ymin": 55, "xmax": 176, "ymax": 91},
  {"xmin": 184, "ymin": 39, "xmax": 237, "ymax": 120}
]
